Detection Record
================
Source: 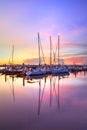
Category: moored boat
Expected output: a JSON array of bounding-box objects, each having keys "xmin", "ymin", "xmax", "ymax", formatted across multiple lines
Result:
[{"xmin": 26, "ymin": 67, "xmax": 46, "ymax": 76}]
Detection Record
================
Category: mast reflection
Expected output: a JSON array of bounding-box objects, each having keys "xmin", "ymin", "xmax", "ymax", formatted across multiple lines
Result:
[
  {"xmin": 3, "ymin": 73, "xmax": 69, "ymax": 115},
  {"xmin": 50, "ymin": 76, "xmax": 60, "ymax": 109},
  {"xmin": 4, "ymin": 75, "xmax": 15, "ymax": 102},
  {"xmin": 38, "ymin": 77, "xmax": 46, "ymax": 115},
  {"xmin": 57, "ymin": 76, "xmax": 60, "ymax": 109},
  {"xmin": 37, "ymin": 75, "xmax": 61, "ymax": 115},
  {"xmin": 12, "ymin": 76, "xmax": 15, "ymax": 102}
]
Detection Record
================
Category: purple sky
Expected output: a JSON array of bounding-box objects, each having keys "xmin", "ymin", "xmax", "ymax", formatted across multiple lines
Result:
[{"xmin": 0, "ymin": 0, "xmax": 87, "ymax": 64}]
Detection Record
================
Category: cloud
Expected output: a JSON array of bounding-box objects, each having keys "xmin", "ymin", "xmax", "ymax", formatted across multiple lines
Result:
[
  {"xmin": 64, "ymin": 56, "xmax": 87, "ymax": 65},
  {"xmin": 23, "ymin": 58, "xmax": 43, "ymax": 65},
  {"xmin": 61, "ymin": 42, "xmax": 87, "ymax": 48},
  {"xmin": 58, "ymin": 24, "xmax": 87, "ymax": 44},
  {"xmin": 60, "ymin": 42, "xmax": 87, "ymax": 59},
  {"xmin": 73, "ymin": 25, "xmax": 87, "ymax": 35}
]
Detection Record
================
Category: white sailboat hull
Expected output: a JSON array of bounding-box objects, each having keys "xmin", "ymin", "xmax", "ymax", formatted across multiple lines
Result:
[{"xmin": 26, "ymin": 68, "xmax": 46, "ymax": 76}]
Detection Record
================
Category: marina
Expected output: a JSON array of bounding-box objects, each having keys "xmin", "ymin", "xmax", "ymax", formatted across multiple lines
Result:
[
  {"xmin": 0, "ymin": 32, "xmax": 87, "ymax": 77},
  {"xmin": 0, "ymin": 0, "xmax": 87, "ymax": 129},
  {"xmin": 0, "ymin": 64, "xmax": 87, "ymax": 76}
]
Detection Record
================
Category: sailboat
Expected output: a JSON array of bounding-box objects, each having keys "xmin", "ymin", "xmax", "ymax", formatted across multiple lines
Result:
[
  {"xmin": 26, "ymin": 33, "xmax": 46, "ymax": 76},
  {"xmin": 51, "ymin": 35, "xmax": 69, "ymax": 75},
  {"xmin": 4, "ymin": 45, "xmax": 15, "ymax": 75},
  {"xmin": 4, "ymin": 45, "xmax": 23, "ymax": 75}
]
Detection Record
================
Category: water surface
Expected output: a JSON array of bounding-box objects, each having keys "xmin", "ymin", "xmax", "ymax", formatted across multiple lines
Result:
[{"xmin": 0, "ymin": 72, "xmax": 87, "ymax": 130}]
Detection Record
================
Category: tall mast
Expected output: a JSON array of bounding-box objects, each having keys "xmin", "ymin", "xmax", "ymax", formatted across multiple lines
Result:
[
  {"xmin": 50, "ymin": 36, "xmax": 52, "ymax": 66},
  {"xmin": 58, "ymin": 35, "xmax": 60, "ymax": 65},
  {"xmin": 38, "ymin": 32, "xmax": 41, "ymax": 66},
  {"xmin": 12, "ymin": 44, "xmax": 14, "ymax": 65}
]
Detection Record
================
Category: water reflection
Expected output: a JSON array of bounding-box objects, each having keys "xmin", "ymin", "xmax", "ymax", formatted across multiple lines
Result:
[
  {"xmin": 38, "ymin": 80, "xmax": 46, "ymax": 115},
  {"xmin": 0, "ymin": 72, "xmax": 87, "ymax": 130},
  {"xmin": 30, "ymin": 75, "xmax": 62, "ymax": 115},
  {"xmin": 11, "ymin": 76, "xmax": 15, "ymax": 102},
  {"xmin": 4, "ymin": 74, "xmax": 15, "ymax": 102},
  {"xmin": 3, "ymin": 73, "xmax": 70, "ymax": 115},
  {"xmin": 71, "ymin": 70, "xmax": 87, "ymax": 78},
  {"xmin": 26, "ymin": 74, "xmax": 69, "ymax": 115},
  {"xmin": 50, "ymin": 76, "xmax": 60, "ymax": 109}
]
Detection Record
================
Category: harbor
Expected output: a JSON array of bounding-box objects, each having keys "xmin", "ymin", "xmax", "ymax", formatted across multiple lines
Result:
[
  {"xmin": 0, "ymin": 64, "xmax": 87, "ymax": 76},
  {"xmin": 0, "ymin": 0, "xmax": 87, "ymax": 130},
  {"xmin": 0, "ymin": 32, "xmax": 87, "ymax": 77}
]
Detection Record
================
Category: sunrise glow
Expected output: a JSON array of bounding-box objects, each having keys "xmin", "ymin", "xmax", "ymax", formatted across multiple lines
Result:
[{"xmin": 0, "ymin": 0, "xmax": 87, "ymax": 65}]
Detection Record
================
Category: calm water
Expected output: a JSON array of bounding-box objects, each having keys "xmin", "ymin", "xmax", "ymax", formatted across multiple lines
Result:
[{"xmin": 0, "ymin": 72, "xmax": 87, "ymax": 130}]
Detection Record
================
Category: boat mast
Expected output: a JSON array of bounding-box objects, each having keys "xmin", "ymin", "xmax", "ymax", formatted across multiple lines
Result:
[
  {"xmin": 12, "ymin": 45, "xmax": 14, "ymax": 65},
  {"xmin": 58, "ymin": 35, "xmax": 60, "ymax": 65},
  {"xmin": 50, "ymin": 36, "xmax": 52, "ymax": 66},
  {"xmin": 38, "ymin": 32, "xmax": 41, "ymax": 66}
]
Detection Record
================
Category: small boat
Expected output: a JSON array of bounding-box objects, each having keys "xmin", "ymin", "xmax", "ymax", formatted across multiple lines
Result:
[
  {"xmin": 26, "ymin": 67, "xmax": 46, "ymax": 76},
  {"xmin": 51, "ymin": 66, "xmax": 69, "ymax": 75},
  {"xmin": 4, "ymin": 66, "xmax": 24, "ymax": 75},
  {"xmin": 0, "ymin": 68, "xmax": 5, "ymax": 73}
]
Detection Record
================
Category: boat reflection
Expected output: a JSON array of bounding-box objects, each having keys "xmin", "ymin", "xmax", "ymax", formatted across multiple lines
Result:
[
  {"xmin": 4, "ymin": 74, "xmax": 15, "ymax": 102},
  {"xmin": 1, "ymin": 71, "xmax": 87, "ymax": 130},
  {"xmin": 24, "ymin": 74, "xmax": 47, "ymax": 85},
  {"xmin": 11, "ymin": 76, "xmax": 15, "ymax": 102},
  {"xmin": 72, "ymin": 71, "xmax": 87, "ymax": 78},
  {"xmin": 37, "ymin": 75, "xmax": 62, "ymax": 115},
  {"xmin": 50, "ymin": 76, "xmax": 60, "ymax": 109},
  {"xmin": 3, "ymin": 73, "xmax": 69, "ymax": 115},
  {"xmin": 38, "ymin": 78, "xmax": 46, "ymax": 115},
  {"xmin": 4, "ymin": 71, "xmax": 87, "ymax": 116}
]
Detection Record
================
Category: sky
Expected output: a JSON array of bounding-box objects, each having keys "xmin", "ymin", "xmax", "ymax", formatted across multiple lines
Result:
[{"xmin": 0, "ymin": 0, "xmax": 87, "ymax": 65}]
